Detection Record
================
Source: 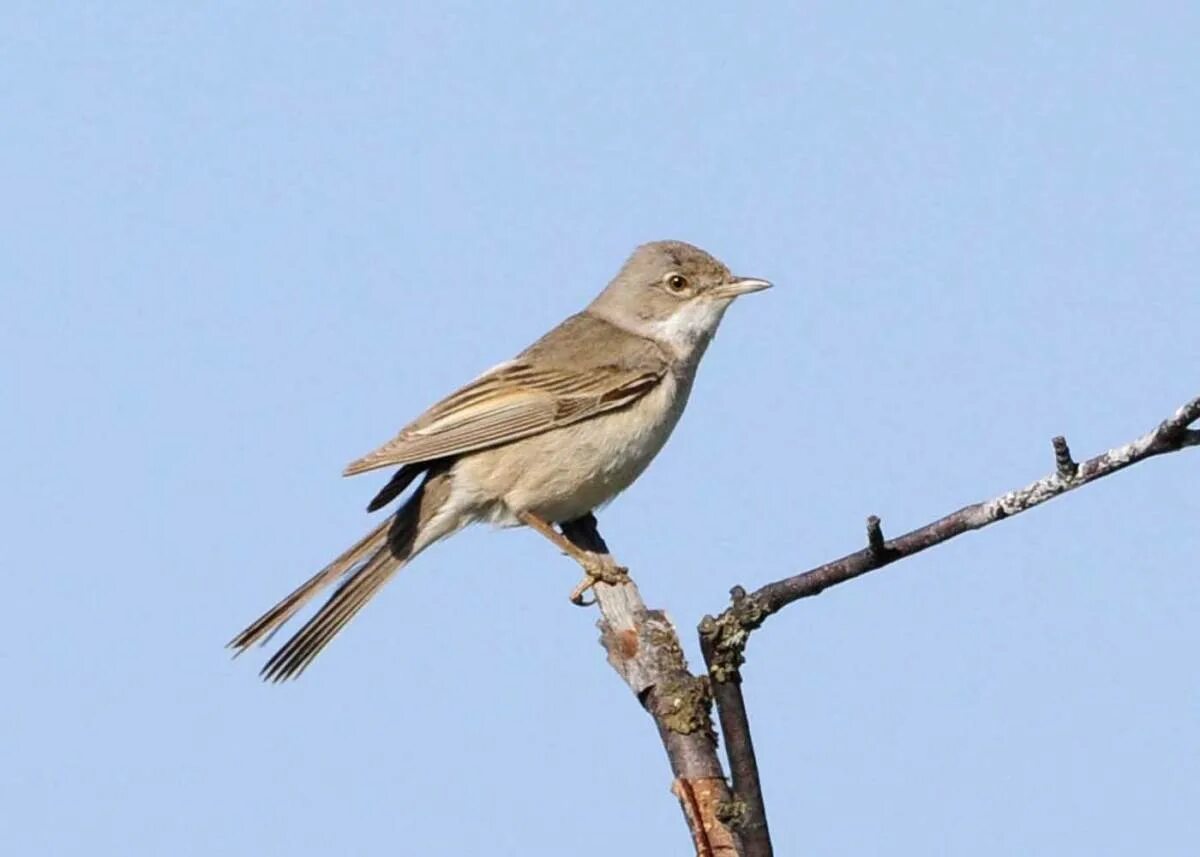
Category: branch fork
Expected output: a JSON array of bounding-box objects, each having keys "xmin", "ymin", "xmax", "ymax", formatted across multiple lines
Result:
[{"xmin": 560, "ymin": 394, "xmax": 1198, "ymax": 856}]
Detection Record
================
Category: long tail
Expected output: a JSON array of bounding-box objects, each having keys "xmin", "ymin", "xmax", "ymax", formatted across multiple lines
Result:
[
  {"xmin": 227, "ymin": 517, "xmax": 393, "ymax": 654},
  {"xmin": 231, "ymin": 466, "xmax": 456, "ymax": 681},
  {"xmin": 259, "ymin": 544, "xmax": 404, "ymax": 681}
]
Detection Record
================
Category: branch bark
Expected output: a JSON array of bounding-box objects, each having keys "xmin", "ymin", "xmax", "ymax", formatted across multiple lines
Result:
[
  {"xmin": 698, "ymin": 393, "xmax": 1199, "ymax": 857},
  {"xmin": 699, "ymin": 593, "xmax": 771, "ymax": 856},
  {"xmin": 560, "ymin": 515, "xmax": 741, "ymax": 857}
]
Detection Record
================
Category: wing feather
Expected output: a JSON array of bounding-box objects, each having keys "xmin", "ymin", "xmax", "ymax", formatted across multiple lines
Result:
[{"xmin": 343, "ymin": 363, "xmax": 665, "ymax": 476}]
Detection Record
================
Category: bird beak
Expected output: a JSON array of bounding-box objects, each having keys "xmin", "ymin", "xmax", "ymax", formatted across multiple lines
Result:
[{"xmin": 711, "ymin": 277, "xmax": 773, "ymax": 299}]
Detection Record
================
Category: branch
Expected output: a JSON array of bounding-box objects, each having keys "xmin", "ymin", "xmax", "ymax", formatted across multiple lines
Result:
[
  {"xmin": 560, "ymin": 515, "xmax": 741, "ymax": 857},
  {"xmin": 699, "ymin": 593, "xmax": 771, "ymax": 857},
  {"xmin": 699, "ymin": 393, "xmax": 1200, "ymax": 857}
]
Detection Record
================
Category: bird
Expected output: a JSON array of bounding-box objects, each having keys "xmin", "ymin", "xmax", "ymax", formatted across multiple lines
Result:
[{"xmin": 229, "ymin": 240, "xmax": 772, "ymax": 680}]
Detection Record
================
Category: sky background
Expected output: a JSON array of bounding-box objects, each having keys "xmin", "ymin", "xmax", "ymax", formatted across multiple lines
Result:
[{"xmin": 3, "ymin": 3, "xmax": 1198, "ymax": 855}]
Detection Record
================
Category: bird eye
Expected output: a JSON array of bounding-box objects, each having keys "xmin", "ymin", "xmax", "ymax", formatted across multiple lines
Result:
[{"xmin": 665, "ymin": 273, "xmax": 689, "ymax": 293}]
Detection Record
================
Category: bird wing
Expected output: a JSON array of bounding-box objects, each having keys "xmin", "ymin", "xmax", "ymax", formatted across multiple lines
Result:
[{"xmin": 342, "ymin": 361, "xmax": 666, "ymax": 476}]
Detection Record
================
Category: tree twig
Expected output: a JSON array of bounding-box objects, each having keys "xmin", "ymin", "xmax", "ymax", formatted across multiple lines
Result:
[
  {"xmin": 699, "ymin": 591, "xmax": 771, "ymax": 856},
  {"xmin": 698, "ymin": 393, "xmax": 1200, "ymax": 857}
]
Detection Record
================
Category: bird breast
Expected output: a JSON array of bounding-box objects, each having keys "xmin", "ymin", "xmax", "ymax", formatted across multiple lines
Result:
[{"xmin": 453, "ymin": 369, "xmax": 694, "ymax": 525}]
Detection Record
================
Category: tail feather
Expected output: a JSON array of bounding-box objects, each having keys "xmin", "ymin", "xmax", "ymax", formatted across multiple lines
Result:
[
  {"xmin": 235, "ymin": 464, "xmax": 458, "ymax": 681},
  {"xmin": 260, "ymin": 548, "xmax": 401, "ymax": 681},
  {"xmin": 365, "ymin": 463, "xmax": 423, "ymax": 512},
  {"xmin": 227, "ymin": 515, "xmax": 393, "ymax": 653}
]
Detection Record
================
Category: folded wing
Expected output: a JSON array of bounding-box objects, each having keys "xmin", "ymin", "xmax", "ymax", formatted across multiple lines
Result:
[{"xmin": 343, "ymin": 361, "xmax": 666, "ymax": 476}]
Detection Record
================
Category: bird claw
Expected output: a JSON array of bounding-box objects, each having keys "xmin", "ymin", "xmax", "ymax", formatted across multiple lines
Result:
[
  {"xmin": 568, "ymin": 561, "xmax": 630, "ymax": 606},
  {"xmin": 569, "ymin": 587, "xmax": 597, "ymax": 607}
]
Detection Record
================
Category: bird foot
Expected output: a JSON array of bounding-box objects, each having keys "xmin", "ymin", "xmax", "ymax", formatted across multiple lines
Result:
[{"xmin": 568, "ymin": 559, "xmax": 630, "ymax": 606}]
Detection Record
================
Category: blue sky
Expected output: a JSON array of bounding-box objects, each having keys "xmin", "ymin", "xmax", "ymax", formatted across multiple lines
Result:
[{"xmin": 4, "ymin": 4, "xmax": 1198, "ymax": 855}]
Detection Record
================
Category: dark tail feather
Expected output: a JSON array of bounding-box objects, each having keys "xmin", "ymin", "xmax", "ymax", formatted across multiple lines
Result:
[
  {"xmin": 366, "ymin": 463, "xmax": 423, "ymax": 512},
  {"xmin": 227, "ymin": 516, "xmax": 393, "ymax": 654},
  {"xmin": 260, "ymin": 547, "xmax": 402, "ymax": 681}
]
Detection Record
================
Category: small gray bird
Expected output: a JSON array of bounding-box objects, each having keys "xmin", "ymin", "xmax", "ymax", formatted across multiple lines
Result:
[{"xmin": 230, "ymin": 240, "xmax": 771, "ymax": 679}]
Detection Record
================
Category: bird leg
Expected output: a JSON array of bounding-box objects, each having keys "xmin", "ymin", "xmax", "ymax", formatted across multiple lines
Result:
[
  {"xmin": 559, "ymin": 513, "xmax": 631, "ymax": 604},
  {"xmin": 518, "ymin": 511, "xmax": 629, "ymax": 605}
]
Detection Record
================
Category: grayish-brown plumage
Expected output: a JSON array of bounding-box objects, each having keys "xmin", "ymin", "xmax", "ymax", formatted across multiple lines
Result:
[{"xmin": 229, "ymin": 240, "xmax": 771, "ymax": 679}]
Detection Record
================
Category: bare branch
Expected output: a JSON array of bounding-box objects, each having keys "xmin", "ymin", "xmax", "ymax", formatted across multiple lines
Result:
[
  {"xmin": 698, "ymin": 393, "xmax": 1199, "ymax": 857},
  {"xmin": 699, "ymin": 591, "xmax": 771, "ymax": 856},
  {"xmin": 759, "ymin": 393, "xmax": 1198, "ymax": 614},
  {"xmin": 560, "ymin": 515, "xmax": 741, "ymax": 856},
  {"xmin": 708, "ymin": 392, "xmax": 1199, "ymax": 637}
]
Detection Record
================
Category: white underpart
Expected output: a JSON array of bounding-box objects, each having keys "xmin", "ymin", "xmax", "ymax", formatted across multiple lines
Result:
[{"xmin": 642, "ymin": 297, "xmax": 732, "ymax": 359}]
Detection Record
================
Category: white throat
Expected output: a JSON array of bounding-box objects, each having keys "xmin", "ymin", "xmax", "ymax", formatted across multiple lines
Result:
[{"xmin": 642, "ymin": 298, "xmax": 732, "ymax": 363}]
